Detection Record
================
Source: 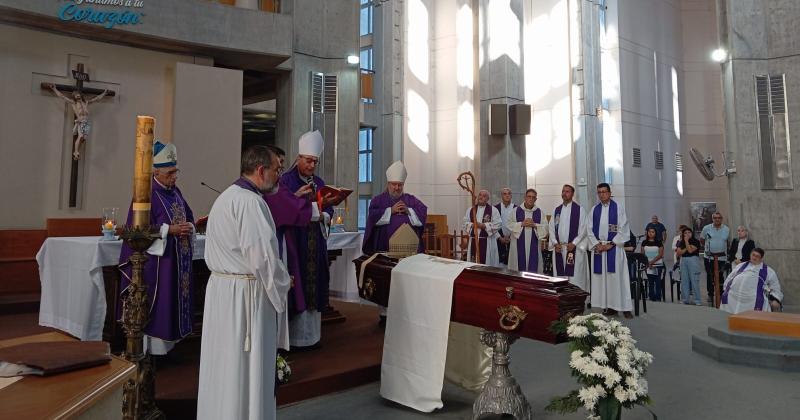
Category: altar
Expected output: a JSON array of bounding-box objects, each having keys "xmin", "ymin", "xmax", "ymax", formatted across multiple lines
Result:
[{"xmin": 36, "ymin": 232, "xmax": 363, "ymax": 342}]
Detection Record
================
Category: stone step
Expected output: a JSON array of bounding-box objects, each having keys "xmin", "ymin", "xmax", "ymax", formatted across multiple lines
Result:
[
  {"xmin": 708, "ymin": 324, "xmax": 800, "ymax": 351},
  {"xmin": 692, "ymin": 330, "xmax": 800, "ymax": 371}
]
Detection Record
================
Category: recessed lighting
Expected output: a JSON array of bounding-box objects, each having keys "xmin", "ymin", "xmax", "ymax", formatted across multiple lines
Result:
[{"xmin": 711, "ymin": 48, "xmax": 727, "ymax": 62}]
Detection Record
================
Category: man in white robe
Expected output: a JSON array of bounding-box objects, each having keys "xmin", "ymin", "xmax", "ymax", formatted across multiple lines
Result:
[
  {"xmin": 507, "ymin": 188, "xmax": 545, "ymax": 273},
  {"xmin": 462, "ymin": 189, "xmax": 502, "ymax": 266},
  {"xmin": 197, "ymin": 146, "xmax": 291, "ymax": 420},
  {"xmin": 494, "ymin": 187, "xmax": 516, "ymax": 267},
  {"xmin": 720, "ymin": 248, "xmax": 783, "ymax": 314},
  {"xmin": 587, "ymin": 183, "xmax": 633, "ymax": 318},
  {"xmin": 549, "ymin": 184, "xmax": 589, "ymax": 292}
]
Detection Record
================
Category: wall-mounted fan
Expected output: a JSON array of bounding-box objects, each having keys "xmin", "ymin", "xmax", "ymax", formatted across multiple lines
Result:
[{"xmin": 689, "ymin": 148, "xmax": 736, "ymax": 181}]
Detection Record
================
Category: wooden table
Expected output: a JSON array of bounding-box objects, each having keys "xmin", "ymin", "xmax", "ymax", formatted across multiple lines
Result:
[{"xmin": 0, "ymin": 332, "xmax": 135, "ymax": 419}]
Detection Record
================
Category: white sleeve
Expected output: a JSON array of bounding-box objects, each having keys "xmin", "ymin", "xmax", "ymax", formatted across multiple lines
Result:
[
  {"xmin": 407, "ymin": 208, "xmax": 423, "ymax": 227},
  {"xmin": 573, "ymin": 208, "xmax": 588, "ymax": 245},
  {"xmin": 548, "ymin": 215, "xmax": 557, "ymax": 247},
  {"xmin": 611, "ymin": 204, "xmax": 629, "ymax": 246},
  {"xmin": 767, "ymin": 268, "xmax": 783, "ymax": 302},
  {"xmin": 587, "ymin": 206, "xmax": 599, "ymax": 248},
  {"xmin": 463, "ymin": 208, "xmax": 473, "ymax": 232},
  {"xmin": 484, "ymin": 207, "xmax": 501, "ymax": 237},
  {"xmin": 311, "ymin": 203, "xmax": 321, "ymax": 221},
  {"xmin": 376, "ymin": 207, "xmax": 392, "ymax": 226},
  {"xmin": 146, "ymin": 223, "xmax": 170, "ymax": 256}
]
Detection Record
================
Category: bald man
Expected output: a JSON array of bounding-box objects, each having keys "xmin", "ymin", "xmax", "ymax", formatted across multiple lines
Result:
[{"xmin": 463, "ymin": 190, "xmax": 502, "ymax": 266}]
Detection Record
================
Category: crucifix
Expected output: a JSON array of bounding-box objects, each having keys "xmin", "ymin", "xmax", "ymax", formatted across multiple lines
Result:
[{"xmin": 41, "ymin": 63, "xmax": 116, "ymax": 208}]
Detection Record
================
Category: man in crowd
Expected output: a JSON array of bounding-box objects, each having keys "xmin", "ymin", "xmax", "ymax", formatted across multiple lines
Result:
[
  {"xmin": 463, "ymin": 189, "xmax": 502, "ymax": 266},
  {"xmin": 720, "ymin": 248, "xmax": 782, "ymax": 314},
  {"xmin": 588, "ymin": 183, "xmax": 634, "ymax": 318},
  {"xmin": 507, "ymin": 188, "xmax": 544, "ymax": 273},
  {"xmin": 494, "ymin": 187, "xmax": 516, "ymax": 267},
  {"xmin": 118, "ymin": 140, "xmax": 194, "ymax": 356},
  {"xmin": 645, "ymin": 214, "xmax": 667, "ymax": 242},
  {"xmin": 197, "ymin": 146, "xmax": 291, "ymax": 419},
  {"xmin": 362, "ymin": 160, "xmax": 427, "ymax": 255},
  {"xmin": 701, "ymin": 212, "xmax": 730, "ymax": 305},
  {"xmin": 549, "ymin": 184, "xmax": 588, "ymax": 292}
]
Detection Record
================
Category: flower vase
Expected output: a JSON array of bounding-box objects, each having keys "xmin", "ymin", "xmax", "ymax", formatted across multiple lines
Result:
[{"xmin": 596, "ymin": 397, "xmax": 622, "ymax": 420}]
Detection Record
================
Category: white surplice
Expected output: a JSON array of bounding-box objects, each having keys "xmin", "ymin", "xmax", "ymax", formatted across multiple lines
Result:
[
  {"xmin": 720, "ymin": 262, "xmax": 782, "ymax": 314},
  {"xmin": 197, "ymin": 184, "xmax": 292, "ymax": 420},
  {"xmin": 507, "ymin": 205, "xmax": 544, "ymax": 273},
  {"xmin": 587, "ymin": 201, "xmax": 633, "ymax": 312},
  {"xmin": 548, "ymin": 202, "xmax": 589, "ymax": 291},
  {"xmin": 463, "ymin": 205, "xmax": 501, "ymax": 267}
]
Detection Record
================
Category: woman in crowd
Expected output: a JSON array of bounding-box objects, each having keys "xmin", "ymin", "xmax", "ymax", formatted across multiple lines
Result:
[
  {"xmin": 676, "ymin": 227, "xmax": 702, "ymax": 305},
  {"xmin": 641, "ymin": 227, "xmax": 664, "ymax": 301},
  {"xmin": 728, "ymin": 225, "xmax": 755, "ymax": 266}
]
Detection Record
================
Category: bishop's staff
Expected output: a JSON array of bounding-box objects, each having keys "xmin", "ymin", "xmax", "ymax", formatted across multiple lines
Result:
[{"xmin": 457, "ymin": 171, "xmax": 481, "ymax": 263}]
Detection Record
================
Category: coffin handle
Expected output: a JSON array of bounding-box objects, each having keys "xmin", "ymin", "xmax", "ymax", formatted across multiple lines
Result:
[{"xmin": 498, "ymin": 305, "xmax": 528, "ymax": 331}]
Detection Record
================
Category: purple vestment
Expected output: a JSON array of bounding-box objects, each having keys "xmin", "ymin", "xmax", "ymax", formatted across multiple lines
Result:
[
  {"xmin": 514, "ymin": 206, "xmax": 542, "ymax": 272},
  {"xmin": 362, "ymin": 191, "xmax": 428, "ymax": 255},
  {"xmin": 554, "ymin": 203, "xmax": 581, "ymax": 276},
  {"xmin": 592, "ymin": 200, "xmax": 619, "ymax": 274},
  {"xmin": 468, "ymin": 206, "xmax": 494, "ymax": 264},
  {"xmin": 279, "ymin": 166, "xmax": 333, "ymax": 315},
  {"xmin": 118, "ymin": 180, "xmax": 194, "ymax": 341}
]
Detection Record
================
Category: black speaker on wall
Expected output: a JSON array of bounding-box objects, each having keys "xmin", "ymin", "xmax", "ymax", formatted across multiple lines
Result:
[
  {"xmin": 509, "ymin": 104, "xmax": 531, "ymax": 135},
  {"xmin": 488, "ymin": 103, "xmax": 508, "ymax": 135}
]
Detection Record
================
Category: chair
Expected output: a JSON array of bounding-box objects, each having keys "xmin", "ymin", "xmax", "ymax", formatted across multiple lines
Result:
[{"xmin": 627, "ymin": 252, "xmax": 650, "ymax": 316}]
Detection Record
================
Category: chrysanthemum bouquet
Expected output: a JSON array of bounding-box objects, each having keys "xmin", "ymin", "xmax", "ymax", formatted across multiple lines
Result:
[
  {"xmin": 546, "ymin": 313, "xmax": 655, "ymax": 420},
  {"xmin": 276, "ymin": 354, "xmax": 292, "ymax": 384}
]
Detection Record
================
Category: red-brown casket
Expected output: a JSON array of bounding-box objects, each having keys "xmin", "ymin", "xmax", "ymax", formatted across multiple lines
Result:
[{"xmin": 354, "ymin": 254, "xmax": 588, "ymax": 344}]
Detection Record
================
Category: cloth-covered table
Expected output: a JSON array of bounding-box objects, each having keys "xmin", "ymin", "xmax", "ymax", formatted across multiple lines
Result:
[
  {"xmin": 36, "ymin": 236, "xmax": 206, "ymax": 341},
  {"xmin": 327, "ymin": 231, "xmax": 363, "ymax": 302}
]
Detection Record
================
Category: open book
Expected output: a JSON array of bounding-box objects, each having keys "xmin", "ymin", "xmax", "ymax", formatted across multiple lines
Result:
[{"xmin": 318, "ymin": 185, "xmax": 353, "ymax": 205}]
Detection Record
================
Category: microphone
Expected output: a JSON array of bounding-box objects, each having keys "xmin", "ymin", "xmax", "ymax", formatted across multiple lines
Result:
[{"xmin": 201, "ymin": 181, "xmax": 222, "ymax": 194}]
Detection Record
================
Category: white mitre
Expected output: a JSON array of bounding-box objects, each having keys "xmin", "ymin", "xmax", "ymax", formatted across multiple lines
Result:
[
  {"xmin": 298, "ymin": 130, "xmax": 324, "ymax": 158},
  {"xmin": 386, "ymin": 160, "xmax": 407, "ymax": 183},
  {"xmin": 153, "ymin": 140, "xmax": 177, "ymax": 168}
]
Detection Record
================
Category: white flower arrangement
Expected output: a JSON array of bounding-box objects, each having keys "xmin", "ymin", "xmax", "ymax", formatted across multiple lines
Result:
[
  {"xmin": 276, "ymin": 354, "xmax": 292, "ymax": 384},
  {"xmin": 546, "ymin": 313, "xmax": 655, "ymax": 420}
]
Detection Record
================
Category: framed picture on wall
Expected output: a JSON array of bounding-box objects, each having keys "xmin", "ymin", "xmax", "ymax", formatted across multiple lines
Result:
[{"xmin": 690, "ymin": 202, "xmax": 717, "ymax": 235}]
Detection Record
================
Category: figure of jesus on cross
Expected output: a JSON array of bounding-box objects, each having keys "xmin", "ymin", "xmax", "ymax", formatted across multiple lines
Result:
[{"xmin": 44, "ymin": 82, "xmax": 108, "ymax": 160}]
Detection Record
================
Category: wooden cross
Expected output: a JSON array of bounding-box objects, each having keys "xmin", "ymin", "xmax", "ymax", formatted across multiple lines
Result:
[{"xmin": 41, "ymin": 63, "xmax": 116, "ymax": 208}]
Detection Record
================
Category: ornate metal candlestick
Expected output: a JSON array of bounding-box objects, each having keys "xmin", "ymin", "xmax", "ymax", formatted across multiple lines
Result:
[{"xmin": 472, "ymin": 330, "xmax": 533, "ymax": 420}]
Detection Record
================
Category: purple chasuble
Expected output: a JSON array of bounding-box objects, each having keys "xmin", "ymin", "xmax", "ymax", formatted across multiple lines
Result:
[
  {"xmin": 279, "ymin": 166, "xmax": 333, "ymax": 315},
  {"xmin": 592, "ymin": 200, "xmax": 618, "ymax": 274},
  {"xmin": 264, "ymin": 182, "xmax": 313, "ymax": 299},
  {"xmin": 554, "ymin": 203, "xmax": 581, "ymax": 276},
  {"xmin": 514, "ymin": 206, "xmax": 541, "ymax": 272},
  {"xmin": 362, "ymin": 191, "xmax": 428, "ymax": 254},
  {"xmin": 118, "ymin": 180, "xmax": 195, "ymax": 341},
  {"xmin": 721, "ymin": 262, "xmax": 769, "ymax": 310},
  {"xmin": 469, "ymin": 206, "xmax": 493, "ymax": 264}
]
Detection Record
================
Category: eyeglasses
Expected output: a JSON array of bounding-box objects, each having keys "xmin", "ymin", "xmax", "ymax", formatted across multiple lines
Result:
[
  {"xmin": 300, "ymin": 156, "xmax": 319, "ymax": 165},
  {"xmin": 164, "ymin": 169, "xmax": 180, "ymax": 177}
]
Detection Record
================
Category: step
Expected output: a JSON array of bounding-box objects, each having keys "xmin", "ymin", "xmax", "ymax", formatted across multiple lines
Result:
[
  {"xmin": 0, "ymin": 293, "xmax": 40, "ymax": 315},
  {"xmin": 692, "ymin": 330, "xmax": 800, "ymax": 371},
  {"xmin": 729, "ymin": 311, "xmax": 800, "ymax": 338},
  {"xmin": 708, "ymin": 324, "xmax": 800, "ymax": 352}
]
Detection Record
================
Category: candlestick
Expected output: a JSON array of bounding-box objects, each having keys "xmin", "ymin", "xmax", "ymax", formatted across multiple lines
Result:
[{"xmin": 132, "ymin": 116, "xmax": 155, "ymax": 228}]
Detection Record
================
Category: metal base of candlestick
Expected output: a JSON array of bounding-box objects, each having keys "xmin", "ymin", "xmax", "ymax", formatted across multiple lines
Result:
[
  {"xmin": 472, "ymin": 331, "xmax": 532, "ymax": 420},
  {"xmin": 120, "ymin": 227, "xmax": 165, "ymax": 420}
]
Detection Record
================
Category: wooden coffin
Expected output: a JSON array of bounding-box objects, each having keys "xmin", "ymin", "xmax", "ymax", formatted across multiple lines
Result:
[{"xmin": 354, "ymin": 255, "xmax": 588, "ymax": 344}]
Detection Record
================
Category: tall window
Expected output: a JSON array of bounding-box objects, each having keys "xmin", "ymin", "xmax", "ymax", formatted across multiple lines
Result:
[
  {"xmin": 360, "ymin": 47, "xmax": 373, "ymax": 71},
  {"xmin": 358, "ymin": 196, "xmax": 371, "ymax": 231},
  {"xmin": 360, "ymin": 0, "xmax": 373, "ymax": 36},
  {"xmin": 359, "ymin": 128, "xmax": 373, "ymax": 183}
]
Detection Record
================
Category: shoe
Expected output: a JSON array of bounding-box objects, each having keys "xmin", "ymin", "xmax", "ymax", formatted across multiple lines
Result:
[
  {"xmin": 681, "ymin": 301, "xmax": 690, "ymax": 305},
  {"xmin": 695, "ymin": 302, "xmax": 703, "ymax": 306},
  {"xmin": 602, "ymin": 309, "xmax": 618, "ymax": 316},
  {"xmin": 623, "ymin": 311, "xmax": 634, "ymax": 319},
  {"xmin": 378, "ymin": 315, "xmax": 387, "ymax": 329}
]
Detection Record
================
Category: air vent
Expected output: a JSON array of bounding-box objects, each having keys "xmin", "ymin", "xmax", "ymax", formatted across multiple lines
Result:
[
  {"xmin": 654, "ymin": 151, "xmax": 664, "ymax": 170},
  {"xmin": 754, "ymin": 74, "xmax": 792, "ymax": 189},
  {"xmin": 674, "ymin": 153, "xmax": 683, "ymax": 172},
  {"xmin": 311, "ymin": 73, "xmax": 324, "ymax": 113},
  {"xmin": 632, "ymin": 147, "xmax": 641, "ymax": 168}
]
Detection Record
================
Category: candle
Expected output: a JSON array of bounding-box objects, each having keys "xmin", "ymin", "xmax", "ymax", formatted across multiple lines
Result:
[
  {"xmin": 335, "ymin": 215, "xmax": 343, "ymax": 225},
  {"xmin": 132, "ymin": 116, "xmax": 155, "ymax": 228},
  {"xmin": 104, "ymin": 220, "xmax": 114, "ymax": 230}
]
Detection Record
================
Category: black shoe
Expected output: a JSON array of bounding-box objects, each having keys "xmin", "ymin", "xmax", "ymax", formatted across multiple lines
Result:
[{"xmin": 378, "ymin": 315, "xmax": 387, "ymax": 329}]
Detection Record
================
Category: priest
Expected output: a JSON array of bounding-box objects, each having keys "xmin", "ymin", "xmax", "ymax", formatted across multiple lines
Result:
[
  {"xmin": 362, "ymin": 160, "xmax": 428, "ymax": 255},
  {"xmin": 720, "ymin": 248, "xmax": 783, "ymax": 314},
  {"xmin": 118, "ymin": 140, "xmax": 195, "ymax": 355},
  {"xmin": 549, "ymin": 184, "xmax": 589, "ymax": 292},
  {"xmin": 280, "ymin": 130, "xmax": 343, "ymax": 348},
  {"xmin": 494, "ymin": 187, "xmax": 516, "ymax": 267},
  {"xmin": 587, "ymin": 183, "xmax": 633, "ymax": 318},
  {"xmin": 463, "ymin": 189, "xmax": 502, "ymax": 266},
  {"xmin": 507, "ymin": 188, "xmax": 544, "ymax": 273},
  {"xmin": 197, "ymin": 145, "xmax": 291, "ymax": 420}
]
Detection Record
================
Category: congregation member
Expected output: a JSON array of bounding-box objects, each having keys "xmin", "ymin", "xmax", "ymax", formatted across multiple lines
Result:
[
  {"xmin": 281, "ymin": 131, "xmax": 344, "ymax": 349},
  {"xmin": 728, "ymin": 225, "xmax": 755, "ymax": 265},
  {"xmin": 549, "ymin": 184, "xmax": 588, "ymax": 292},
  {"xmin": 494, "ymin": 187, "xmax": 516, "ymax": 266},
  {"xmin": 676, "ymin": 227, "xmax": 703, "ymax": 305},
  {"xmin": 720, "ymin": 248, "xmax": 782, "ymax": 314},
  {"xmin": 463, "ymin": 189, "xmax": 502, "ymax": 266},
  {"xmin": 671, "ymin": 225, "xmax": 689, "ymax": 265},
  {"xmin": 640, "ymin": 227, "xmax": 665, "ymax": 301},
  {"xmin": 118, "ymin": 140, "xmax": 194, "ymax": 355},
  {"xmin": 197, "ymin": 146, "xmax": 291, "ymax": 420},
  {"xmin": 645, "ymin": 214, "xmax": 667, "ymax": 242},
  {"xmin": 701, "ymin": 212, "xmax": 730, "ymax": 304},
  {"xmin": 587, "ymin": 183, "xmax": 633, "ymax": 318},
  {"xmin": 507, "ymin": 188, "xmax": 544, "ymax": 273},
  {"xmin": 362, "ymin": 160, "xmax": 427, "ymax": 255}
]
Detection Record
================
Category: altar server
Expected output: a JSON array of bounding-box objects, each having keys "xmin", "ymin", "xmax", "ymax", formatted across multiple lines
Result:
[
  {"xmin": 549, "ymin": 184, "xmax": 589, "ymax": 291},
  {"xmin": 508, "ymin": 188, "xmax": 544, "ymax": 273},
  {"xmin": 587, "ymin": 183, "xmax": 633, "ymax": 318},
  {"xmin": 197, "ymin": 145, "xmax": 291, "ymax": 420},
  {"xmin": 720, "ymin": 248, "xmax": 783, "ymax": 314},
  {"xmin": 118, "ymin": 140, "xmax": 194, "ymax": 355},
  {"xmin": 463, "ymin": 190, "xmax": 502, "ymax": 266}
]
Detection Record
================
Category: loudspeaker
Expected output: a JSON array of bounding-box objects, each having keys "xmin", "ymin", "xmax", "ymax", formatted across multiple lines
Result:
[
  {"xmin": 509, "ymin": 104, "xmax": 531, "ymax": 135},
  {"xmin": 488, "ymin": 104, "xmax": 508, "ymax": 135}
]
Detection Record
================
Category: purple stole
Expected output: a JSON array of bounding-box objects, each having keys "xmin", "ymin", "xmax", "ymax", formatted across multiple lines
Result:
[
  {"xmin": 469, "ymin": 206, "xmax": 493, "ymax": 264},
  {"xmin": 721, "ymin": 262, "xmax": 769, "ymax": 310},
  {"xmin": 554, "ymin": 203, "xmax": 581, "ymax": 276},
  {"xmin": 515, "ymin": 206, "xmax": 541, "ymax": 272},
  {"xmin": 592, "ymin": 200, "xmax": 618, "ymax": 274}
]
